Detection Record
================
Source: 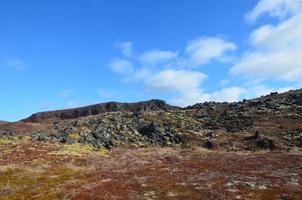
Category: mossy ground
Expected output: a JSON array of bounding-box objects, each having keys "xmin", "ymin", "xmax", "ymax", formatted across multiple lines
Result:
[
  {"xmin": 0, "ymin": 135, "xmax": 31, "ymax": 145},
  {"xmin": 0, "ymin": 140, "xmax": 301, "ymax": 200},
  {"xmin": 0, "ymin": 166, "xmax": 81, "ymax": 200},
  {"xmin": 49, "ymin": 143, "xmax": 109, "ymax": 157}
]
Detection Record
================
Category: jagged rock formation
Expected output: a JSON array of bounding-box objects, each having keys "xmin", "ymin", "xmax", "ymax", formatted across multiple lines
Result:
[
  {"xmin": 1, "ymin": 89, "xmax": 302, "ymax": 151},
  {"xmin": 22, "ymin": 99, "xmax": 178, "ymax": 123}
]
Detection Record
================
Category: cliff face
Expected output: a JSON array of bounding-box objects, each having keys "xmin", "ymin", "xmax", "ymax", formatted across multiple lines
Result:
[{"xmin": 22, "ymin": 99, "xmax": 178, "ymax": 123}]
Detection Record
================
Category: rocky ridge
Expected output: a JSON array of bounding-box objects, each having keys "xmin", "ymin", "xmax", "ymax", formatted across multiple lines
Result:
[
  {"xmin": 22, "ymin": 99, "xmax": 177, "ymax": 123},
  {"xmin": 1, "ymin": 89, "xmax": 302, "ymax": 151}
]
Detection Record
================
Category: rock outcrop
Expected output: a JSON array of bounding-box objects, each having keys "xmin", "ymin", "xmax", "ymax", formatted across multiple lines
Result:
[
  {"xmin": 2, "ymin": 89, "xmax": 302, "ymax": 151},
  {"xmin": 22, "ymin": 99, "xmax": 178, "ymax": 123}
]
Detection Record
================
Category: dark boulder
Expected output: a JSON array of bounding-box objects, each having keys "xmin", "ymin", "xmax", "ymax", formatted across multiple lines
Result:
[
  {"xmin": 203, "ymin": 140, "xmax": 214, "ymax": 149},
  {"xmin": 256, "ymin": 138, "xmax": 276, "ymax": 150}
]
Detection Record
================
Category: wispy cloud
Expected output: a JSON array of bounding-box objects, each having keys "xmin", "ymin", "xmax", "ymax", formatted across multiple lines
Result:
[
  {"xmin": 145, "ymin": 69, "xmax": 206, "ymax": 93},
  {"xmin": 115, "ymin": 41, "xmax": 133, "ymax": 57},
  {"xmin": 185, "ymin": 37, "xmax": 237, "ymax": 67},
  {"xmin": 7, "ymin": 58, "xmax": 27, "ymax": 71},
  {"xmin": 171, "ymin": 87, "xmax": 246, "ymax": 107},
  {"xmin": 108, "ymin": 36, "xmax": 240, "ymax": 106},
  {"xmin": 109, "ymin": 58, "xmax": 134, "ymax": 75},
  {"xmin": 108, "ymin": 1, "xmax": 302, "ymax": 106},
  {"xmin": 245, "ymin": 0, "xmax": 302, "ymax": 23},
  {"xmin": 139, "ymin": 50, "xmax": 178, "ymax": 65}
]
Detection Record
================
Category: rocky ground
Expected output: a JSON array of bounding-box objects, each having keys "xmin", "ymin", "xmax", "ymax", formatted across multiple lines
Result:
[
  {"xmin": 0, "ymin": 139, "xmax": 301, "ymax": 200},
  {"xmin": 0, "ymin": 89, "xmax": 302, "ymax": 199},
  {"xmin": 4, "ymin": 88, "xmax": 301, "ymax": 152}
]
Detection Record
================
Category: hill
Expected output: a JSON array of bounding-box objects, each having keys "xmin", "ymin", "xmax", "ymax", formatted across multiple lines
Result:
[
  {"xmin": 0, "ymin": 89, "xmax": 302, "ymax": 199},
  {"xmin": 0, "ymin": 88, "xmax": 300, "ymax": 151},
  {"xmin": 22, "ymin": 99, "xmax": 177, "ymax": 123}
]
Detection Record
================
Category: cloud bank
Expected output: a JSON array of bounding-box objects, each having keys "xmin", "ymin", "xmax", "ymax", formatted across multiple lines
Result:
[
  {"xmin": 109, "ymin": 37, "xmax": 240, "ymax": 106},
  {"xmin": 109, "ymin": 0, "xmax": 302, "ymax": 106}
]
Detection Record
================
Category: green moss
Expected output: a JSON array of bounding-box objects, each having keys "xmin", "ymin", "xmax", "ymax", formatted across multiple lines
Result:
[
  {"xmin": 0, "ymin": 136, "xmax": 31, "ymax": 145},
  {"xmin": 0, "ymin": 166, "xmax": 80, "ymax": 200},
  {"xmin": 49, "ymin": 143, "xmax": 109, "ymax": 157},
  {"xmin": 115, "ymin": 140, "xmax": 124, "ymax": 145},
  {"xmin": 67, "ymin": 133, "xmax": 81, "ymax": 140}
]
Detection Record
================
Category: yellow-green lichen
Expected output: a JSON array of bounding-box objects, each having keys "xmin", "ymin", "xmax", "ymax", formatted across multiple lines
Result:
[
  {"xmin": 0, "ymin": 166, "xmax": 81, "ymax": 200},
  {"xmin": 67, "ymin": 133, "xmax": 81, "ymax": 140},
  {"xmin": 49, "ymin": 143, "xmax": 109, "ymax": 157},
  {"xmin": 0, "ymin": 136, "xmax": 31, "ymax": 145}
]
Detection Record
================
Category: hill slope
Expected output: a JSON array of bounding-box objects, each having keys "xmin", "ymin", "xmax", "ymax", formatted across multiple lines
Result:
[
  {"xmin": 0, "ymin": 89, "xmax": 298, "ymax": 151},
  {"xmin": 0, "ymin": 89, "xmax": 301, "ymax": 151},
  {"xmin": 0, "ymin": 121, "xmax": 8, "ymax": 125},
  {"xmin": 0, "ymin": 89, "xmax": 302, "ymax": 199},
  {"xmin": 22, "ymin": 99, "xmax": 177, "ymax": 123}
]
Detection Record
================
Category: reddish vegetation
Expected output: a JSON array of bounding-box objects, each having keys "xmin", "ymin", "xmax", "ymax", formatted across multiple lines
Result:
[
  {"xmin": 0, "ymin": 122, "xmax": 33, "ymax": 133},
  {"xmin": 0, "ymin": 141, "xmax": 301, "ymax": 200},
  {"xmin": 0, "ymin": 121, "xmax": 8, "ymax": 126},
  {"xmin": 1, "ymin": 89, "xmax": 302, "ymax": 199}
]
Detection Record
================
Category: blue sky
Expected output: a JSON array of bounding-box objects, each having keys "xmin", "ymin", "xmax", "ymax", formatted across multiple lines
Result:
[{"xmin": 1, "ymin": 0, "xmax": 302, "ymax": 121}]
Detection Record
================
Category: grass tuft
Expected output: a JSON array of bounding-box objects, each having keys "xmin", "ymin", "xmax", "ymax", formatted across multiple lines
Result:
[
  {"xmin": 0, "ymin": 136, "xmax": 31, "ymax": 145},
  {"xmin": 49, "ymin": 143, "xmax": 109, "ymax": 157}
]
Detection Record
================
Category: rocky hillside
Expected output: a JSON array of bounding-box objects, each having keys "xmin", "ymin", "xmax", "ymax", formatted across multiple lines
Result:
[
  {"xmin": 22, "ymin": 99, "xmax": 177, "ymax": 123},
  {"xmin": 1, "ymin": 89, "xmax": 302, "ymax": 151},
  {"xmin": 1, "ymin": 89, "xmax": 302, "ymax": 200}
]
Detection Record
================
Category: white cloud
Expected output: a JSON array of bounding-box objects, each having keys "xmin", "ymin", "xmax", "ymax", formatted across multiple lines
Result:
[
  {"xmin": 245, "ymin": 0, "xmax": 302, "ymax": 22},
  {"xmin": 132, "ymin": 67, "xmax": 151, "ymax": 81},
  {"xmin": 210, "ymin": 87, "xmax": 247, "ymax": 102},
  {"xmin": 241, "ymin": 84, "xmax": 297, "ymax": 100},
  {"xmin": 231, "ymin": 50, "xmax": 302, "ymax": 81},
  {"xmin": 172, "ymin": 84, "xmax": 296, "ymax": 107},
  {"xmin": 112, "ymin": 37, "xmax": 235, "ymax": 72},
  {"xmin": 145, "ymin": 69, "xmax": 206, "ymax": 92},
  {"xmin": 171, "ymin": 87, "xmax": 246, "ymax": 107},
  {"xmin": 109, "ymin": 37, "xmax": 245, "ymax": 106},
  {"xmin": 171, "ymin": 88, "xmax": 209, "ymax": 106},
  {"xmin": 144, "ymin": 69, "xmax": 246, "ymax": 106},
  {"xmin": 185, "ymin": 37, "xmax": 237, "ymax": 67},
  {"xmin": 247, "ymin": 85, "xmax": 275, "ymax": 98},
  {"xmin": 249, "ymin": 14, "xmax": 302, "ymax": 49},
  {"xmin": 115, "ymin": 42, "xmax": 133, "ymax": 57},
  {"xmin": 105, "ymin": 2, "xmax": 300, "ymax": 106},
  {"xmin": 276, "ymin": 86, "xmax": 296, "ymax": 93},
  {"xmin": 231, "ymin": 2, "xmax": 302, "ymax": 81},
  {"xmin": 139, "ymin": 50, "xmax": 178, "ymax": 65},
  {"xmin": 109, "ymin": 58, "xmax": 134, "ymax": 75}
]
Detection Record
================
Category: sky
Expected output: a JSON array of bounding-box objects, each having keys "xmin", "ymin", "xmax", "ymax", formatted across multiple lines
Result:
[{"xmin": 1, "ymin": 0, "xmax": 302, "ymax": 121}]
